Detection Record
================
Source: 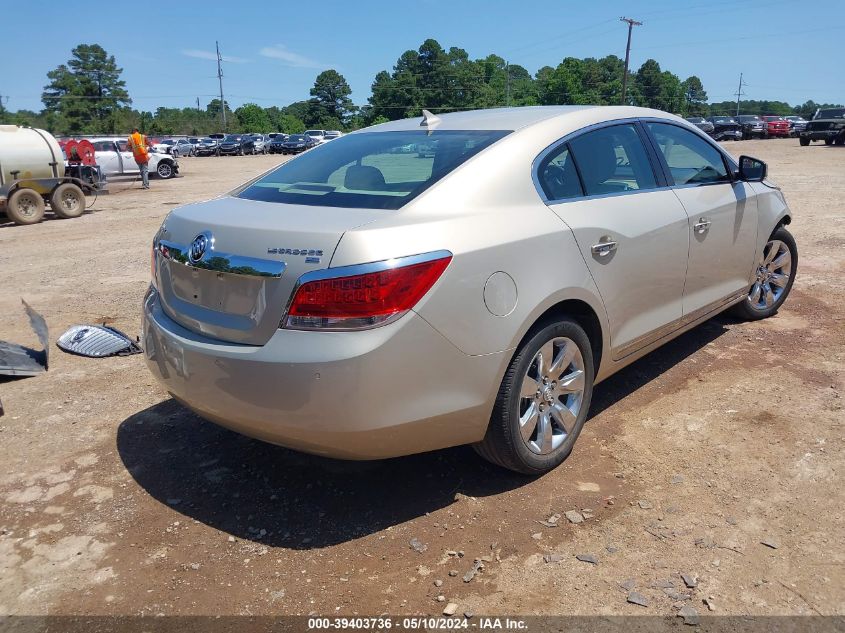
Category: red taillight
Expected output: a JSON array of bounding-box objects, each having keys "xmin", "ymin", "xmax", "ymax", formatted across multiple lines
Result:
[{"xmin": 285, "ymin": 254, "xmax": 452, "ymax": 330}]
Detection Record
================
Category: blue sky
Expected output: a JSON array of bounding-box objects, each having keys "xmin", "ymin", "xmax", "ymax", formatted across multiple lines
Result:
[{"xmin": 3, "ymin": 0, "xmax": 843, "ymax": 113}]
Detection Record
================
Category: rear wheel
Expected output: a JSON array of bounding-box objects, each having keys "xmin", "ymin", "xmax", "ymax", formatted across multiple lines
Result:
[
  {"xmin": 50, "ymin": 183, "xmax": 85, "ymax": 219},
  {"xmin": 799, "ymin": 136, "xmax": 810, "ymax": 146},
  {"xmin": 824, "ymin": 138, "xmax": 834, "ymax": 146},
  {"xmin": 5, "ymin": 188, "xmax": 46, "ymax": 225},
  {"xmin": 474, "ymin": 318, "xmax": 594, "ymax": 475},
  {"xmin": 732, "ymin": 226, "xmax": 797, "ymax": 321}
]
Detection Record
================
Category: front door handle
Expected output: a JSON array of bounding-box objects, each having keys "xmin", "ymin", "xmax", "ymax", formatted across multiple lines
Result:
[
  {"xmin": 591, "ymin": 237, "xmax": 618, "ymax": 257},
  {"xmin": 693, "ymin": 218, "xmax": 712, "ymax": 234}
]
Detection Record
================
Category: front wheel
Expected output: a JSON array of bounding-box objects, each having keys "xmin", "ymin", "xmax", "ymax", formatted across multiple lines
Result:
[
  {"xmin": 799, "ymin": 136, "xmax": 810, "ymax": 146},
  {"xmin": 156, "ymin": 161, "xmax": 175, "ymax": 179},
  {"xmin": 474, "ymin": 318, "xmax": 594, "ymax": 475},
  {"xmin": 732, "ymin": 226, "xmax": 797, "ymax": 321},
  {"xmin": 824, "ymin": 138, "xmax": 834, "ymax": 146}
]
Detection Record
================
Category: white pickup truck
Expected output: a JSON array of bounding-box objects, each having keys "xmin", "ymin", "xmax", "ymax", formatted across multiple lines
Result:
[{"xmin": 88, "ymin": 138, "xmax": 179, "ymax": 179}]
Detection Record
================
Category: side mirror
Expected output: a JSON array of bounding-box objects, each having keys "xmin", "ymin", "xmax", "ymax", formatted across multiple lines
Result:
[{"xmin": 738, "ymin": 155, "xmax": 767, "ymax": 182}]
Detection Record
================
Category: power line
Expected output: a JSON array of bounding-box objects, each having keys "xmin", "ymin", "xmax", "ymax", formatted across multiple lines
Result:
[{"xmin": 619, "ymin": 17, "xmax": 642, "ymax": 105}]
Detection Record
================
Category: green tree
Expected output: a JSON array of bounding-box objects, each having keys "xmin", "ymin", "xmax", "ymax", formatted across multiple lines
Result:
[
  {"xmin": 631, "ymin": 59, "xmax": 683, "ymax": 111},
  {"xmin": 42, "ymin": 44, "xmax": 130, "ymax": 134},
  {"xmin": 235, "ymin": 103, "xmax": 271, "ymax": 132},
  {"xmin": 278, "ymin": 113, "xmax": 305, "ymax": 134},
  {"xmin": 681, "ymin": 76, "xmax": 708, "ymax": 116},
  {"xmin": 309, "ymin": 69, "xmax": 355, "ymax": 124}
]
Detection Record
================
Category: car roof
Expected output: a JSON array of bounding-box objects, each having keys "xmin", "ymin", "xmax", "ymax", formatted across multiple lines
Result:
[{"xmin": 362, "ymin": 105, "xmax": 687, "ymax": 133}]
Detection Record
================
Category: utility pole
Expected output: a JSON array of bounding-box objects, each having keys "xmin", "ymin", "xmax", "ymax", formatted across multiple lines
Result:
[
  {"xmin": 620, "ymin": 17, "xmax": 642, "ymax": 105},
  {"xmin": 196, "ymin": 97, "xmax": 201, "ymax": 112},
  {"xmin": 505, "ymin": 61, "xmax": 510, "ymax": 107},
  {"xmin": 734, "ymin": 72, "xmax": 746, "ymax": 116},
  {"xmin": 216, "ymin": 41, "xmax": 227, "ymax": 131}
]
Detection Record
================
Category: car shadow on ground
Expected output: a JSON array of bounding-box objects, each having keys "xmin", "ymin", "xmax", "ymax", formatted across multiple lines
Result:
[{"xmin": 116, "ymin": 316, "xmax": 731, "ymax": 549}]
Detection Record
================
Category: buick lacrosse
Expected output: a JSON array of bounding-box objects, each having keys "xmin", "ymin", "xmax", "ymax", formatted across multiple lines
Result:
[{"xmin": 143, "ymin": 106, "xmax": 796, "ymax": 474}]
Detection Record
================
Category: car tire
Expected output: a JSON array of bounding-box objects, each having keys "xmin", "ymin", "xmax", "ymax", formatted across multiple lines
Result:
[
  {"xmin": 474, "ymin": 318, "xmax": 594, "ymax": 475},
  {"xmin": 172, "ymin": 149, "xmax": 180, "ymax": 158},
  {"xmin": 50, "ymin": 183, "xmax": 85, "ymax": 219},
  {"xmin": 799, "ymin": 136, "xmax": 810, "ymax": 146},
  {"xmin": 5, "ymin": 188, "xmax": 46, "ymax": 225},
  {"xmin": 824, "ymin": 138, "xmax": 834, "ymax": 146},
  {"xmin": 731, "ymin": 226, "xmax": 797, "ymax": 322},
  {"xmin": 156, "ymin": 161, "xmax": 175, "ymax": 179}
]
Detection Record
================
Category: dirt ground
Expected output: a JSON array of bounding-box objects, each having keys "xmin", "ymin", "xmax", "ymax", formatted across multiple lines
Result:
[{"xmin": 0, "ymin": 140, "xmax": 842, "ymax": 619}]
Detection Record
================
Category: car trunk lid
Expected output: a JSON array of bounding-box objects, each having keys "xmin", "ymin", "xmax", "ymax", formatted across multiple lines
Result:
[{"xmin": 154, "ymin": 196, "xmax": 382, "ymax": 345}]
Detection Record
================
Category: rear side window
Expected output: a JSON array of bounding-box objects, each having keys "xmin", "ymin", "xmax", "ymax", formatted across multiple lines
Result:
[
  {"xmin": 237, "ymin": 130, "xmax": 509, "ymax": 210},
  {"xmin": 647, "ymin": 122, "xmax": 729, "ymax": 186},
  {"xmin": 568, "ymin": 124, "xmax": 657, "ymax": 196},
  {"xmin": 537, "ymin": 145, "xmax": 583, "ymax": 200}
]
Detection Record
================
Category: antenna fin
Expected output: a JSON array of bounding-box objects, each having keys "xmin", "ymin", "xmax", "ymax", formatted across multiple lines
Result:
[{"xmin": 420, "ymin": 109, "xmax": 441, "ymax": 128}]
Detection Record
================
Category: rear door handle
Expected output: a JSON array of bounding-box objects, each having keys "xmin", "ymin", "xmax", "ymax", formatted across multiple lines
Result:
[
  {"xmin": 693, "ymin": 218, "xmax": 711, "ymax": 234},
  {"xmin": 591, "ymin": 238, "xmax": 618, "ymax": 257}
]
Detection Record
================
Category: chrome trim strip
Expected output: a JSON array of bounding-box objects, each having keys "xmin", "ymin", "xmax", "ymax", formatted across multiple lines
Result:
[
  {"xmin": 280, "ymin": 249, "xmax": 453, "ymax": 330},
  {"xmin": 612, "ymin": 290, "xmax": 746, "ymax": 360},
  {"xmin": 156, "ymin": 239, "xmax": 286, "ymax": 278}
]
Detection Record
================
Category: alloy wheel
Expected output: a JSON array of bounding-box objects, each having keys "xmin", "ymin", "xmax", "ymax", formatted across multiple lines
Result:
[
  {"xmin": 518, "ymin": 337, "xmax": 585, "ymax": 455},
  {"xmin": 748, "ymin": 239, "xmax": 792, "ymax": 311}
]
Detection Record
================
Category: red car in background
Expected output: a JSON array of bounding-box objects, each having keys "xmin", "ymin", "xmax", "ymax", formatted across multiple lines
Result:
[{"xmin": 762, "ymin": 116, "xmax": 790, "ymax": 138}]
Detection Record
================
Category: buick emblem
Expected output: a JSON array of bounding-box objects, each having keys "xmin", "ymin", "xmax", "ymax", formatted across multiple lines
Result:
[{"xmin": 189, "ymin": 232, "xmax": 213, "ymax": 263}]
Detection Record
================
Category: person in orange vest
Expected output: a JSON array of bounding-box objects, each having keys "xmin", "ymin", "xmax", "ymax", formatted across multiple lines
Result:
[{"xmin": 127, "ymin": 128, "xmax": 151, "ymax": 189}]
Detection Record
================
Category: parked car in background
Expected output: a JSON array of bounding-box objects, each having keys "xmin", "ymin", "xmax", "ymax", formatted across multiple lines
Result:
[
  {"xmin": 706, "ymin": 116, "xmax": 743, "ymax": 141},
  {"xmin": 784, "ymin": 115, "xmax": 808, "ymax": 137},
  {"xmin": 144, "ymin": 105, "xmax": 796, "ymax": 474},
  {"xmin": 194, "ymin": 138, "xmax": 219, "ymax": 156},
  {"xmin": 685, "ymin": 117, "xmax": 715, "ymax": 135},
  {"xmin": 762, "ymin": 116, "xmax": 790, "ymax": 138},
  {"xmin": 153, "ymin": 138, "xmax": 195, "ymax": 157},
  {"xmin": 267, "ymin": 135, "xmax": 289, "ymax": 153},
  {"xmin": 243, "ymin": 134, "xmax": 268, "ymax": 154},
  {"xmin": 304, "ymin": 129, "xmax": 326, "ymax": 143},
  {"xmin": 280, "ymin": 134, "xmax": 318, "ymax": 154},
  {"xmin": 217, "ymin": 134, "xmax": 248, "ymax": 156},
  {"xmin": 736, "ymin": 115, "xmax": 768, "ymax": 139},
  {"xmin": 800, "ymin": 107, "xmax": 845, "ymax": 146},
  {"xmin": 323, "ymin": 130, "xmax": 343, "ymax": 141},
  {"xmin": 89, "ymin": 138, "xmax": 179, "ymax": 179}
]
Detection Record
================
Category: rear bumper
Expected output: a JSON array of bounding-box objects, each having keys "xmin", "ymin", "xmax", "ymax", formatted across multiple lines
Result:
[{"xmin": 141, "ymin": 287, "xmax": 504, "ymax": 459}]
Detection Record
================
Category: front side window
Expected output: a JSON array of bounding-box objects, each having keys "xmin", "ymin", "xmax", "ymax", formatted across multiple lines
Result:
[
  {"xmin": 568, "ymin": 124, "xmax": 657, "ymax": 196},
  {"xmin": 647, "ymin": 122, "xmax": 729, "ymax": 186},
  {"xmin": 237, "ymin": 130, "xmax": 509, "ymax": 210}
]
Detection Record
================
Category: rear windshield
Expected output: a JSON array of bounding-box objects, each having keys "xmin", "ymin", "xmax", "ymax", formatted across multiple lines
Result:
[{"xmin": 237, "ymin": 130, "xmax": 510, "ymax": 210}]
